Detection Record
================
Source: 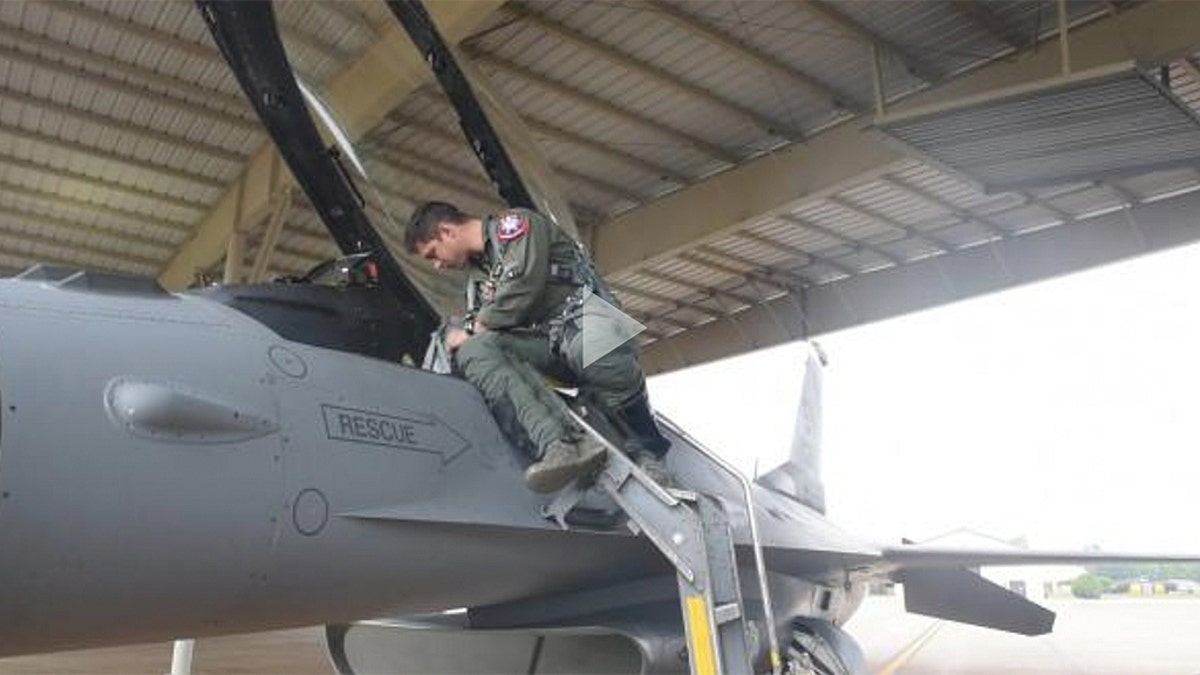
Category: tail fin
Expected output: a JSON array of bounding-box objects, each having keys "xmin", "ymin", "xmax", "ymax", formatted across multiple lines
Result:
[{"xmin": 757, "ymin": 343, "xmax": 827, "ymax": 513}]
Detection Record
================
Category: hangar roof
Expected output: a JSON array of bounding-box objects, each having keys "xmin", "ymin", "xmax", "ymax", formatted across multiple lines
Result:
[{"xmin": 2, "ymin": 0, "xmax": 1199, "ymax": 373}]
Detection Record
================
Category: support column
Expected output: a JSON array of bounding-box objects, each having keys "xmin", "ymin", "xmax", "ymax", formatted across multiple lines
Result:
[{"xmin": 223, "ymin": 179, "xmax": 248, "ymax": 285}]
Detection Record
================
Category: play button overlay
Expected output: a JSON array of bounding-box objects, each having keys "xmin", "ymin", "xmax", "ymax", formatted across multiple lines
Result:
[{"xmin": 581, "ymin": 290, "xmax": 647, "ymax": 368}]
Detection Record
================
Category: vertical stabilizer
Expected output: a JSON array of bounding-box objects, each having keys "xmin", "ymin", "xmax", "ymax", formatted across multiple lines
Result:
[{"xmin": 757, "ymin": 343, "xmax": 827, "ymax": 513}]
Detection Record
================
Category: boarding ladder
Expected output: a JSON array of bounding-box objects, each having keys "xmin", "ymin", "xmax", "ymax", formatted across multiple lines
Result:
[{"xmin": 545, "ymin": 411, "xmax": 784, "ymax": 675}]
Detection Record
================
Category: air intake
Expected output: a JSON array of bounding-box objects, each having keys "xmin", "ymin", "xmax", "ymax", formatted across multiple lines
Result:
[{"xmin": 874, "ymin": 63, "xmax": 1200, "ymax": 193}]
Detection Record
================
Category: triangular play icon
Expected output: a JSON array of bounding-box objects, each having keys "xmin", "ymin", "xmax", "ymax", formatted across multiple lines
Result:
[{"xmin": 581, "ymin": 291, "xmax": 647, "ymax": 368}]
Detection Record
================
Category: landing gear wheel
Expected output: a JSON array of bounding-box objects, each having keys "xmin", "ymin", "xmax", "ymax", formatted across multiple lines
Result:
[{"xmin": 785, "ymin": 623, "xmax": 852, "ymax": 675}]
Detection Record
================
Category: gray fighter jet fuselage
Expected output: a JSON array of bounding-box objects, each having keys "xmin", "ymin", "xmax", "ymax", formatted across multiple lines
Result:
[
  {"xmin": 2, "ymin": 1, "xmax": 1198, "ymax": 673},
  {"xmin": 0, "ymin": 269, "xmax": 870, "ymax": 669}
]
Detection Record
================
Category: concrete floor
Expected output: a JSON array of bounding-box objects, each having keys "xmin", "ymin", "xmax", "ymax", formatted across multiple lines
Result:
[
  {"xmin": 848, "ymin": 595, "xmax": 1200, "ymax": 675},
  {"xmin": 1, "ymin": 595, "xmax": 1198, "ymax": 674},
  {"xmin": 0, "ymin": 630, "xmax": 330, "ymax": 675}
]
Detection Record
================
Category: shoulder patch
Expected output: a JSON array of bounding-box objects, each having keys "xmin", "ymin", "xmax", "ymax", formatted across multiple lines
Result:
[{"xmin": 496, "ymin": 212, "xmax": 529, "ymax": 242}]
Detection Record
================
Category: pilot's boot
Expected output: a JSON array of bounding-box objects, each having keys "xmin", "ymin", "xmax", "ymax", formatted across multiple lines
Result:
[
  {"xmin": 524, "ymin": 435, "xmax": 607, "ymax": 493},
  {"xmin": 633, "ymin": 451, "xmax": 674, "ymax": 488},
  {"xmin": 615, "ymin": 390, "xmax": 671, "ymax": 458}
]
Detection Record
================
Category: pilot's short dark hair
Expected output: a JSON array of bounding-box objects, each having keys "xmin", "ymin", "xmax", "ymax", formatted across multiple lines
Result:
[{"xmin": 405, "ymin": 201, "xmax": 472, "ymax": 252}]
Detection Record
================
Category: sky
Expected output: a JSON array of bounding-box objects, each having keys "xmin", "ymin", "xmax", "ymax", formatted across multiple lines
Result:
[{"xmin": 648, "ymin": 240, "xmax": 1200, "ymax": 554}]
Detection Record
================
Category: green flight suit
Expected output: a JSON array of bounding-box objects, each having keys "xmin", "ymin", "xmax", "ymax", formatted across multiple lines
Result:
[{"xmin": 453, "ymin": 208, "xmax": 650, "ymax": 458}]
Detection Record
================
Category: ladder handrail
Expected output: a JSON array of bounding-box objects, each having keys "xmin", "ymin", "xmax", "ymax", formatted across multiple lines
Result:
[{"xmin": 655, "ymin": 415, "xmax": 783, "ymax": 675}]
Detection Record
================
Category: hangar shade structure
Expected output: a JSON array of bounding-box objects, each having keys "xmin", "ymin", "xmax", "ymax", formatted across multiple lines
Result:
[
  {"xmin": 1, "ymin": 1, "xmax": 1199, "ymax": 374},
  {"xmin": 874, "ymin": 63, "xmax": 1200, "ymax": 194}
]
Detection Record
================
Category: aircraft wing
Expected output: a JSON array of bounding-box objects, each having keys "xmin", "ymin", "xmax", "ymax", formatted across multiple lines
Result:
[{"xmin": 879, "ymin": 543, "xmax": 1200, "ymax": 569}]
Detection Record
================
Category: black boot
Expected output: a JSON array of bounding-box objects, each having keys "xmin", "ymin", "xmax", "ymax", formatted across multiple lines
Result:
[{"xmin": 614, "ymin": 390, "xmax": 671, "ymax": 458}]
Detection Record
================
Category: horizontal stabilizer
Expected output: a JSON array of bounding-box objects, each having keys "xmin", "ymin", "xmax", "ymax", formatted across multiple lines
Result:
[{"xmin": 897, "ymin": 567, "xmax": 1055, "ymax": 636}]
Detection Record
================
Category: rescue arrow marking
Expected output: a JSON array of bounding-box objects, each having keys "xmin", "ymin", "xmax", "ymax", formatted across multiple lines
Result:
[{"xmin": 320, "ymin": 404, "xmax": 471, "ymax": 466}]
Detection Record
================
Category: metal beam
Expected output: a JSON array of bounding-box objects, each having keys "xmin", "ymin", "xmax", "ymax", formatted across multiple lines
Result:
[
  {"xmin": 381, "ymin": 112, "xmax": 631, "ymax": 215},
  {"xmin": 0, "ymin": 202, "xmax": 170, "ymax": 265},
  {"xmin": 267, "ymin": 9, "xmax": 353, "ymax": 66},
  {"xmin": 506, "ymin": 3, "xmax": 804, "ymax": 140},
  {"xmin": 638, "ymin": 0, "xmax": 861, "ymax": 112},
  {"xmin": 469, "ymin": 50, "xmax": 740, "ymax": 164},
  {"xmin": 0, "ymin": 23, "xmax": 252, "ymax": 119},
  {"xmin": 733, "ymin": 230, "xmax": 856, "ymax": 277},
  {"xmin": 611, "ymin": 297, "xmax": 695, "ymax": 331},
  {"xmin": 680, "ymin": 247, "xmax": 804, "ymax": 294},
  {"xmin": 778, "ymin": 213, "xmax": 903, "ymax": 267},
  {"xmin": 0, "ymin": 207, "xmax": 163, "ymax": 270},
  {"xmin": 0, "ymin": 83, "xmax": 245, "ymax": 166},
  {"xmin": 634, "ymin": 267, "xmax": 762, "ymax": 307},
  {"xmin": 224, "ymin": 230, "xmax": 246, "ymax": 285},
  {"xmin": 161, "ymin": 0, "xmax": 352, "ymax": 67},
  {"xmin": 48, "ymin": 0, "xmax": 346, "ymax": 81},
  {"xmin": 1179, "ymin": 57, "xmax": 1200, "ymax": 87},
  {"xmin": 594, "ymin": 0, "xmax": 1200, "ymax": 279},
  {"xmin": 641, "ymin": 186, "xmax": 1200, "ymax": 374},
  {"xmin": 365, "ymin": 145, "xmax": 503, "ymax": 209},
  {"xmin": 323, "ymin": 1, "xmax": 377, "ymax": 39},
  {"xmin": 796, "ymin": 0, "xmax": 939, "ymax": 82},
  {"xmin": 0, "ymin": 40, "xmax": 260, "ymax": 136},
  {"xmin": 249, "ymin": 189, "xmax": 293, "ymax": 283},
  {"xmin": 0, "ymin": 124, "xmax": 225, "ymax": 192},
  {"xmin": 0, "ymin": 151, "xmax": 207, "ymax": 216},
  {"xmin": 825, "ymin": 195, "xmax": 951, "ymax": 253},
  {"xmin": 34, "ymin": 0, "xmax": 219, "ymax": 61},
  {"xmin": 594, "ymin": 121, "xmax": 901, "ymax": 275},
  {"xmin": 158, "ymin": 0, "xmax": 506, "ymax": 291},
  {"xmin": 524, "ymin": 117, "xmax": 691, "ymax": 185},
  {"xmin": 553, "ymin": 166, "xmax": 645, "ymax": 204},
  {"xmin": 1099, "ymin": 178, "xmax": 1139, "ymax": 205},
  {"xmin": 0, "ymin": 178, "xmax": 188, "ymax": 241},
  {"xmin": 0, "ymin": 175, "xmax": 318, "ymax": 265},
  {"xmin": 610, "ymin": 281, "xmax": 725, "ymax": 319},
  {"xmin": 0, "ymin": 237, "xmax": 150, "ymax": 276},
  {"xmin": 617, "ymin": 311, "xmax": 669, "ymax": 340},
  {"xmin": 876, "ymin": 175, "xmax": 1009, "ymax": 239},
  {"xmin": 950, "ymin": 1, "xmax": 1031, "ymax": 51}
]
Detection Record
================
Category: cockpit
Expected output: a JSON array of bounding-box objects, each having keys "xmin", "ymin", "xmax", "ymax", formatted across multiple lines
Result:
[{"xmin": 194, "ymin": 253, "xmax": 429, "ymax": 365}]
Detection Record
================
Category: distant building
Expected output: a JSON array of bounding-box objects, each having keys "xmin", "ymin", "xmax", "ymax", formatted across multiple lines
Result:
[{"xmin": 917, "ymin": 528, "xmax": 1086, "ymax": 599}]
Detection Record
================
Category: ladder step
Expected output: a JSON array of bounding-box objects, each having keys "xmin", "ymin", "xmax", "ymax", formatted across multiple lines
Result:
[{"xmin": 713, "ymin": 602, "xmax": 742, "ymax": 625}]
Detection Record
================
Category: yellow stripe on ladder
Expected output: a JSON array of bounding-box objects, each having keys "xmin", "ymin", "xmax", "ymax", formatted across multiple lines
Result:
[{"xmin": 684, "ymin": 594, "xmax": 718, "ymax": 675}]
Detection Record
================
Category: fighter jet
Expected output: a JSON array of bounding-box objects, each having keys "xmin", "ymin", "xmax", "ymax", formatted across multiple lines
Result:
[{"xmin": 0, "ymin": 2, "xmax": 1195, "ymax": 674}]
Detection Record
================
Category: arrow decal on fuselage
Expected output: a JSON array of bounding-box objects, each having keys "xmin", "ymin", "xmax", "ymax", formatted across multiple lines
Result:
[{"xmin": 320, "ymin": 404, "xmax": 470, "ymax": 466}]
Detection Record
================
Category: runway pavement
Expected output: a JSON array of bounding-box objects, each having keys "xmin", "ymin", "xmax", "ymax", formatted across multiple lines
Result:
[
  {"xmin": 0, "ymin": 629, "xmax": 330, "ymax": 674},
  {"xmin": 850, "ymin": 594, "xmax": 1200, "ymax": 675},
  {"xmin": 1, "ymin": 594, "xmax": 1197, "ymax": 674}
]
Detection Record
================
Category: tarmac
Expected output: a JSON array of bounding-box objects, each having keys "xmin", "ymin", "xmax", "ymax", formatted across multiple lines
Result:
[
  {"xmin": 0, "ymin": 595, "xmax": 1197, "ymax": 674},
  {"xmin": 851, "ymin": 594, "xmax": 1200, "ymax": 675}
]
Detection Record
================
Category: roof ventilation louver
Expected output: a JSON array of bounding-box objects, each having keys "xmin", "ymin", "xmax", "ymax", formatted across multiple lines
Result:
[{"xmin": 874, "ymin": 63, "xmax": 1200, "ymax": 194}]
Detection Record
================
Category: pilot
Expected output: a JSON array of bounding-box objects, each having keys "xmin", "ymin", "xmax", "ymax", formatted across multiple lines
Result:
[{"xmin": 405, "ymin": 201, "xmax": 670, "ymax": 493}]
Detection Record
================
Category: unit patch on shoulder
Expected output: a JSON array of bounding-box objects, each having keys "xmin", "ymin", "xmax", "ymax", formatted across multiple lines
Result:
[{"xmin": 496, "ymin": 212, "xmax": 529, "ymax": 242}]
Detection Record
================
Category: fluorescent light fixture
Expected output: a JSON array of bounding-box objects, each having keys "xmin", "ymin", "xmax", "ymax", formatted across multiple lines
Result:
[{"xmin": 874, "ymin": 63, "xmax": 1200, "ymax": 194}]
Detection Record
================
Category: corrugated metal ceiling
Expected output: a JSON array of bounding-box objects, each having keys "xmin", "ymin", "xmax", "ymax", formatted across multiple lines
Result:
[{"xmin": 0, "ymin": 0, "xmax": 1196, "ymax": 348}]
